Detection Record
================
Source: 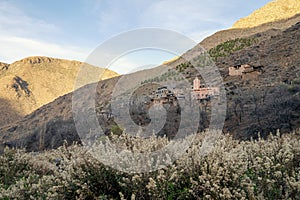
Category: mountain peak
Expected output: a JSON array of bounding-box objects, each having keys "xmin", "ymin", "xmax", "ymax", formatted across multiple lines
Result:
[{"xmin": 232, "ymin": 0, "xmax": 300, "ymax": 29}]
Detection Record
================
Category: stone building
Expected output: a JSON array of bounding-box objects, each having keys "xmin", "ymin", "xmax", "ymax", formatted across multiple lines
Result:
[
  {"xmin": 153, "ymin": 86, "xmax": 176, "ymax": 104},
  {"xmin": 229, "ymin": 64, "xmax": 252, "ymax": 76},
  {"xmin": 150, "ymin": 77, "xmax": 220, "ymax": 103},
  {"xmin": 229, "ymin": 64, "xmax": 263, "ymax": 79},
  {"xmin": 191, "ymin": 77, "xmax": 219, "ymax": 100}
]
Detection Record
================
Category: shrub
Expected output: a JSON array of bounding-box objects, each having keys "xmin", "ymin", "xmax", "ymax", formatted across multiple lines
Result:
[
  {"xmin": 110, "ymin": 125, "xmax": 124, "ymax": 135},
  {"xmin": 0, "ymin": 129, "xmax": 300, "ymax": 199}
]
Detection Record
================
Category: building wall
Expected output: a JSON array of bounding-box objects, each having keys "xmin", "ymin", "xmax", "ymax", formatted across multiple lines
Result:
[
  {"xmin": 192, "ymin": 88, "xmax": 215, "ymax": 100},
  {"xmin": 229, "ymin": 64, "xmax": 253, "ymax": 76},
  {"xmin": 191, "ymin": 77, "xmax": 220, "ymax": 100},
  {"xmin": 229, "ymin": 66, "xmax": 245, "ymax": 76},
  {"xmin": 193, "ymin": 77, "xmax": 201, "ymax": 90},
  {"xmin": 242, "ymin": 71, "xmax": 261, "ymax": 80}
]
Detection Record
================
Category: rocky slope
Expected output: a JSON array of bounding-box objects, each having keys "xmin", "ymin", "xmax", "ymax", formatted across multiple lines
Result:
[
  {"xmin": 219, "ymin": 22, "xmax": 300, "ymax": 139},
  {"xmin": 233, "ymin": 0, "xmax": 300, "ymax": 29},
  {"xmin": 0, "ymin": 56, "xmax": 118, "ymax": 126}
]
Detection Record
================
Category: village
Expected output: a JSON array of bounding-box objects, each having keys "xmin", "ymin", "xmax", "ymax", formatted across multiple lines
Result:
[
  {"xmin": 150, "ymin": 63, "xmax": 263, "ymax": 104},
  {"xmin": 97, "ymin": 63, "xmax": 264, "ymax": 119},
  {"xmin": 151, "ymin": 76, "xmax": 220, "ymax": 104}
]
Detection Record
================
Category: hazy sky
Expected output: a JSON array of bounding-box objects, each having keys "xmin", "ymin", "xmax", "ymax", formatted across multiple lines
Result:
[{"xmin": 0, "ymin": 0, "xmax": 271, "ymax": 74}]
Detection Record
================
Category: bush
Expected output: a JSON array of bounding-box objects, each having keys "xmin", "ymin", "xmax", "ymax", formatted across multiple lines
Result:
[
  {"xmin": 110, "ymin": 125, "xmax": 124, "ymax": 135},
  {"xmin": 0, "ymin": 129, "xmax": 300, "ymax": 199}
]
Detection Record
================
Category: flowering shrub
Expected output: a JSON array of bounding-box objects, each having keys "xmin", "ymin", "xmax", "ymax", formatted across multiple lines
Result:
[{"xmin": 0, "ymin": 129, "xmax": 300, "ymax": 199}]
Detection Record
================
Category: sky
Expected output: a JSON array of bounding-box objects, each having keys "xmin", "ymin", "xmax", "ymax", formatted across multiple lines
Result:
[{"xmin": 0, "ymin": 0, "xmax": 271, "ymax": 74}]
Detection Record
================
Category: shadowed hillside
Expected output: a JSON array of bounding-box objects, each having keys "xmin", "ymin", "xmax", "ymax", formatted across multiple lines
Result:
[{"xmin": 0, "ymin": 98, "xmax": 21, "ymax": 127}]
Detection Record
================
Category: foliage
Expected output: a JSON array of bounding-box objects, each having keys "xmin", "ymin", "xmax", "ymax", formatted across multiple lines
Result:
[
  {"xmin": 209, "ymin": 38, "xmax": 257, "ymax": 60},
  {"xmin": 110, "ymin": 125, "xmax": 124, "ymax": 136},
  {"xmin": 142, "ymin": 72, "xmax": 169, "ymax": 84},
  {"xmin": 175, "ymin": 62, "xmax": 192, "ymax": 73},
  {"xmin": 0, "ymin": 129, "xmax": 300, "ymax": 199},
  {"xmin": 140, "ymin": 63, "xmax": 190, "ymax": 85}
]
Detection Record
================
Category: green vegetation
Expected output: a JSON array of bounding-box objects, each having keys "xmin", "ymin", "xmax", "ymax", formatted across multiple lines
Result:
[
  {"xmin": 287, "ymin": 85, "xmax": 300, "ymax": 94},
  {"xmin": 175, "ymin": 62, "xmax": 192, "ymax": 72},
  {"xmin": 281, "ymin": 79, "xmax": 300, "ymax": 94},
  {"xmin": 141, "ymin": 68, "xmax": 184, "ymax": 84},
  {"xmin": 0, "ymin": 130, "xmax": 300, "ymax": 199},
  {"xmin": 140, "ymin": 58, "xmax": 211, "ymax": 85},
  {"xmin": 110, "ymin": 125, "xmax": 124, "ymax": 135},
  {"xmin": 209, "ymin": 38, "xmax": 258, "ymax": 60},
  {"xmin": 293, "ymin": 77, "xmax": 300, "ymax": 85}
]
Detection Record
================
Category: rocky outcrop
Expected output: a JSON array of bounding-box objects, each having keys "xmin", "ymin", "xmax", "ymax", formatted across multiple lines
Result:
[
  {"xmin": 13, "ymin": 56, "xmax": 55, "ymax": 65},
  {"xmin": 11, "ymin": 76, "xmax": 31, "ymax": 97},
  {"xmin": 0, "ymin": 62, "xmax": 9, "ymax": 71}
]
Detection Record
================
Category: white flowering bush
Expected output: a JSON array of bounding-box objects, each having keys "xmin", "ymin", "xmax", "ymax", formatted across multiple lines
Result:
[{"xmin": 0, "ymin": 129, "xmax": 300, "ymax": 199}]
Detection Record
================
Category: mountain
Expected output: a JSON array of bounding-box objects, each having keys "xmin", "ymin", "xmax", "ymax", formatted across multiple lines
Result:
[
  {"xmin": 1, "ymin": 1, "xmax": 300, "ymax": 151},
  {"xmin": 232, "ymin": 0, "xmax": 300, "ymax": 29},
  {"xmin": 1, "ymin": 20, "xmax": 300, "ymax": 151},
  {"xmin": 0, "ymin": 56, "xmax": 118, "ymax": 126},
  {"xmin": 0, "ymin": 65, "xmax": 173, "ymax": 151}
]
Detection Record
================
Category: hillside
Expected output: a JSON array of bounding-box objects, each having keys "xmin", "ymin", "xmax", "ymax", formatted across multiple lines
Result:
[
  {"xmin": 0, "ymin": 56, "xmax": 118, "ymax": 126},
  {"xmin": 199, "ymin": 14, "xmax": 300, "ymax": 50},
  {"xmin": 1, "ymin": 19, "xmax": 300, "ymax": 151},
  {"xmin": 233, "ymin": 0, "xmax": 300, "ymax": 29},
  {"xmin": 199, "ymin": 0, "xmax": 300, "ymax": 52},
  {"xmin": 1, "ymin": 0, "xmax": 300, "ymax": 151},
  {"xmin": 219, "ymin": 22, "xmax": 300, "ymax": 139},
  {"xmin": 0, "ymin": 64, "xmax": 174, "ymax": 150}
]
